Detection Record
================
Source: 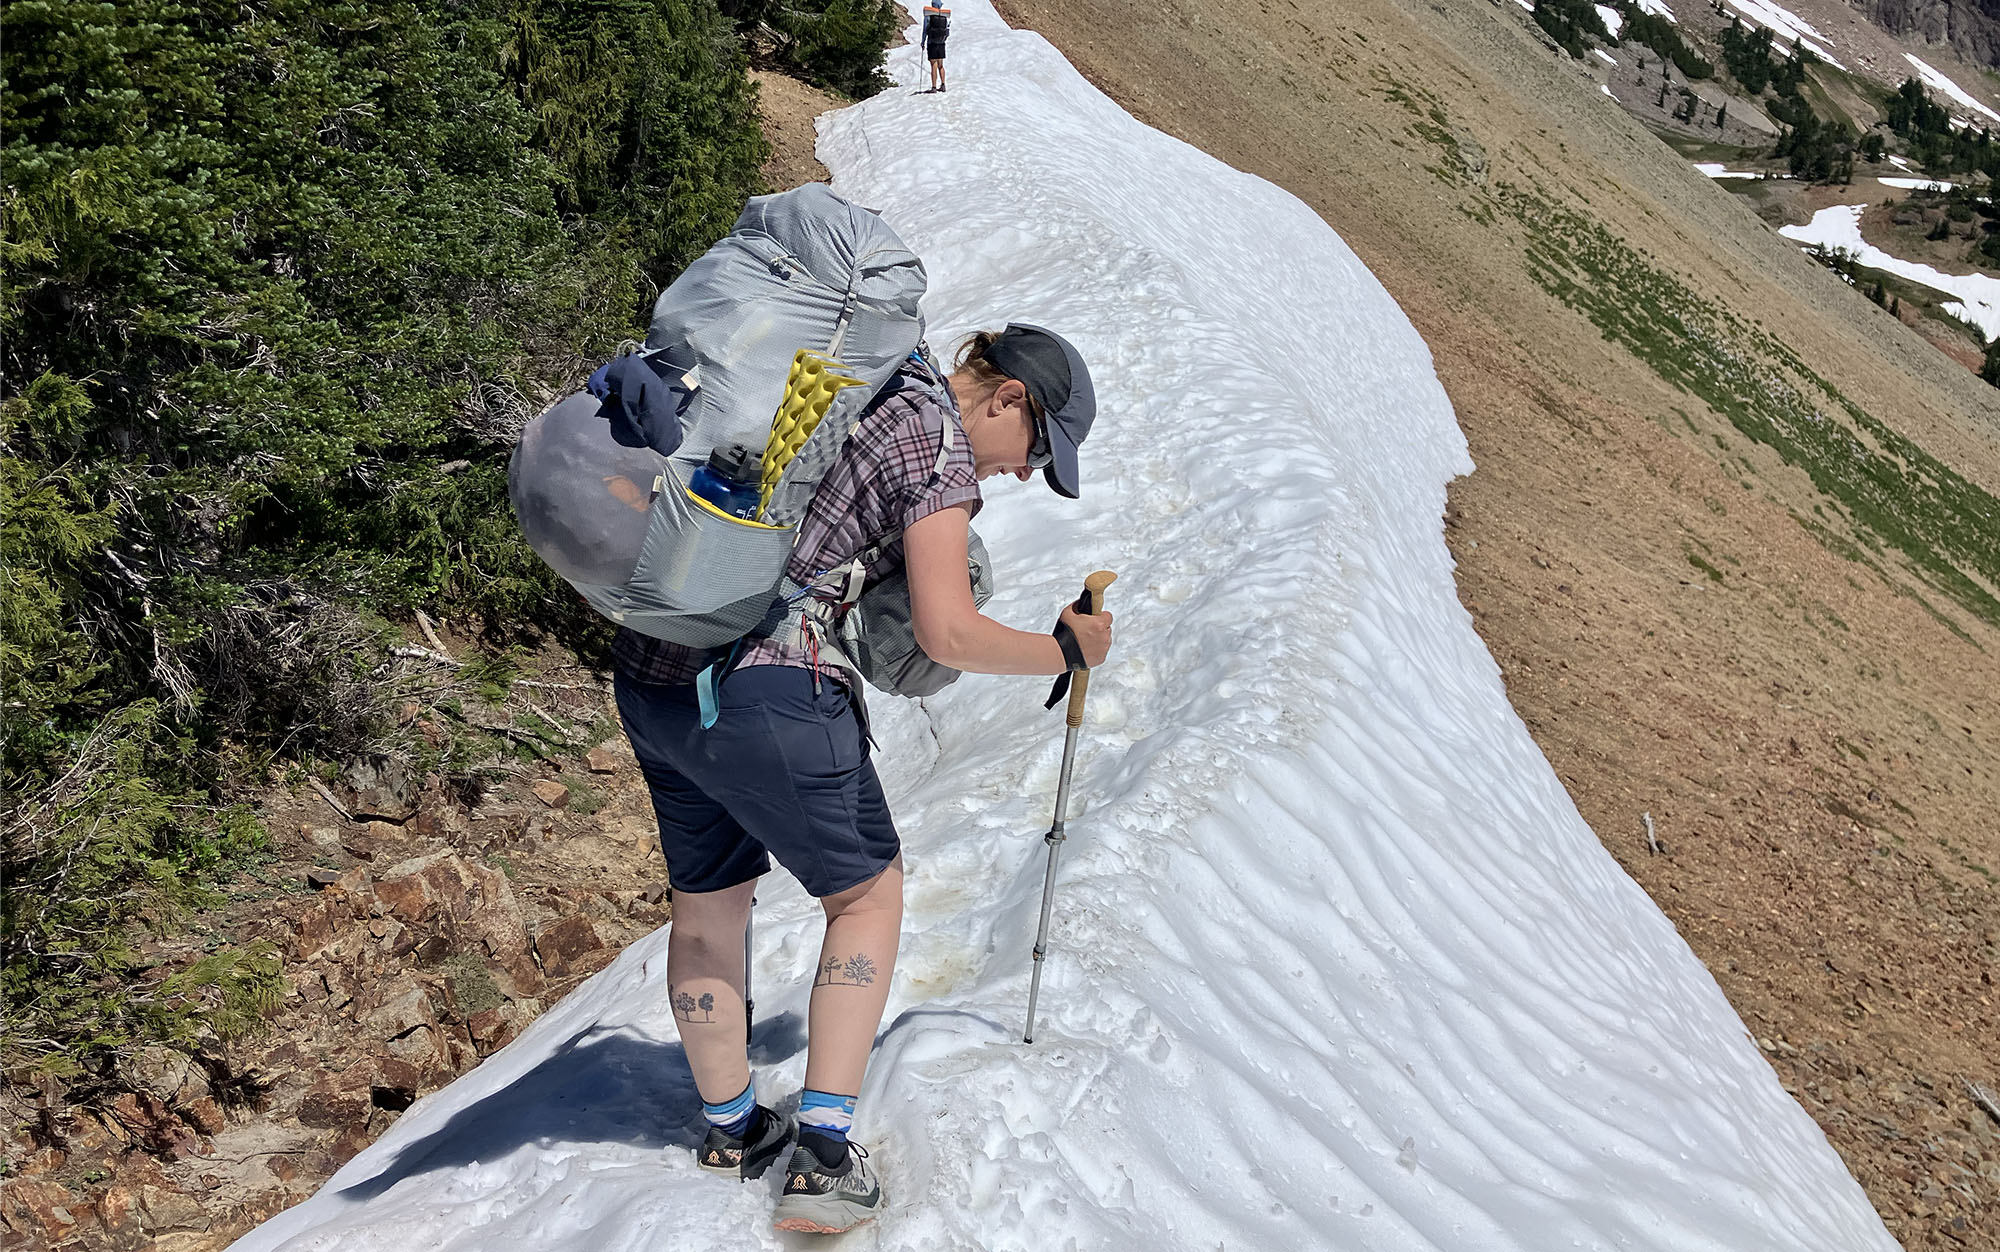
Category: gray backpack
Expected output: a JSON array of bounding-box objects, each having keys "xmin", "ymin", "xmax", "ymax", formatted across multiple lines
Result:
[{"xmin": 509, "ymin": 184, "xmax": 927, "ymax": 650}]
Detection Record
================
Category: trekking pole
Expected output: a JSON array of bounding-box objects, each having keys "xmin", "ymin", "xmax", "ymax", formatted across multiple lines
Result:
[
  {"xmin": 744, "ymin": 901, "xmax": 755, "ymax": 1038},
  {"xmin": 1024, "ymin": 570, "xmax": 1117, "ymax": 1045}
]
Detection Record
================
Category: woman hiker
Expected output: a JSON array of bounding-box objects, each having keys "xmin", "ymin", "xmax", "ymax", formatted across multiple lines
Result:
[
  {"xmin": 922, "ymin": 2, "xmax": 950, "ymax": 92},
  {"xmin": 612, "ymin": 325, "xmax": 1110, "ymax": 1234}
]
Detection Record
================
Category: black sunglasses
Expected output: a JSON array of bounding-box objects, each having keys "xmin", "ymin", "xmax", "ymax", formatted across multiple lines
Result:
[{"xmin": 1025, "ymin": 394, "xmax": 1054, "ymax": 469}]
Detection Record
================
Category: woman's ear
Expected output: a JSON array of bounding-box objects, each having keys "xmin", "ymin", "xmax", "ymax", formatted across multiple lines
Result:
[{"xmin": 993, "ymin": 376, "xmax": 1031, "ymax": 416}]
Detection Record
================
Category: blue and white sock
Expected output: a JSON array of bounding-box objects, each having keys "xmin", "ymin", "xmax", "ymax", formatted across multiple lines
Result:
[
  {"xmin": 796, "ymin": 1089, "xmax": 857, "ymax": 1141},
  {"xmin": 702, "ymin": 1081, "xmax": 757, "ymax": 1138}
]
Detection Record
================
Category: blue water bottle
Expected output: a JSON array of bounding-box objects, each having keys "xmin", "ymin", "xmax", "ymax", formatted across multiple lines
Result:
[{"xmin": 688, "ymin": 442, "xmax": 764, "ymax": 520}]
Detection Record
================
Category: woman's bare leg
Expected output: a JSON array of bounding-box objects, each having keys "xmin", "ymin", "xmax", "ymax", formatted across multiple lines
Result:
[
  {"xmin": 665, "ymin": 878, "xmax": 758, "ymax": 1104},
  {"xmin": 803, "ymin": 856, "xmax": 904, "ymax": 1096}
]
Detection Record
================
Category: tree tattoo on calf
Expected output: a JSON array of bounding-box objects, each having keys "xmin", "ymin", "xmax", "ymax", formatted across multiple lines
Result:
[
  {"xmin": 670, "ymin": 985, "xmax": 717, "ymax": 1022},
  {"xmin": 813, "ymin": 952, "xmax": 879, "ymax": 988}
]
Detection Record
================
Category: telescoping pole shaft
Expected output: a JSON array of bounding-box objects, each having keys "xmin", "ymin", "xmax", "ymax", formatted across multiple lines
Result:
[{"xmin": 1025, "ymin": 570, "xmax": 1116, "ymax": 1045}]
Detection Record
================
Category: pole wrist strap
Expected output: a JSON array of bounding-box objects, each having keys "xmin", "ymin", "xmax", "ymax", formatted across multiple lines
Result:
[{"xmin": 1045, "ymin": 619, "xmax": 1089, "ymax": 709}]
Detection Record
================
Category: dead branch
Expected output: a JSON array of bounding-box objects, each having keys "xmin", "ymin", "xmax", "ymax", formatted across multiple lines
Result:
[
  {"xmin": 390, "ymin": 645, "xmax": 458, "ymax": 667},
  {"xmin": 414, "ymin": 609, "xmax": 454, "ymax": 661},
  {"xmin": 307, "ymin": 778, "xmax": 353, "ymax": 823},
  {"xmin": 515, "ymin": 699, "xmax": 576, "ymax": 745},
  {"xmin": 1966, "ymin": 1079, "xmax": 2000, "ymax": 1127},
  {"xmin": 1642, "ymin": 811, "xmax": 1665, "ymax": 856}
]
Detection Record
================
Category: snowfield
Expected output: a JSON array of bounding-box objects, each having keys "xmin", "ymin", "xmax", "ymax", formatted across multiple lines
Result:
[
  {"xmin": 1721, "ymin": 0, "xmax": 1844, "ymax": 69},
  {"xmin": 229, "ymin": 5, "xmax": 1900, "ymax": 1250},
  {"xmin": 1694, "ymin": 162, "xmax": 1763, "ymax": 179},
  {"xmin": 1781, "ymin": 203, "xmax": 2000, "ymax": 339},
  {"xmin": 1905, "ymin": 54, "xmax": 2000, "ymax": 130}
]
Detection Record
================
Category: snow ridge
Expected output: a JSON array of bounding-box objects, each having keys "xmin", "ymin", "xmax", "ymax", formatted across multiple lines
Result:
[{"xmin": 230, "ymin": 6, "xmax": 1899, "ymax": 1250}]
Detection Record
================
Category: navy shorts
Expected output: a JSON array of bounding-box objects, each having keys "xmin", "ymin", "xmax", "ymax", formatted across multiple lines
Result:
[
  {"xmin": 614, "ymin": 665, "xmax": 899, "ymax": 898},
  {"xmin": 927, "ymin": 41, "xmax": 946, "ymax": 60}
]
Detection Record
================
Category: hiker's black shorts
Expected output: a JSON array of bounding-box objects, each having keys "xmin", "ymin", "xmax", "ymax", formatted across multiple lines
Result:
[
  {"xmin": 615, "ymin": 665, "xmax": 899, "ymax": 898},
  {"xmin": 927, "ymin": 41, "xmax": 946, "ymax": 61}
]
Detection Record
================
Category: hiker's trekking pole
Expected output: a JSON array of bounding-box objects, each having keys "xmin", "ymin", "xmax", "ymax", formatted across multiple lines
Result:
[
  {"xmin": 744, "ymin": 902, "xmax": 755, "ymax": 1037},
  {"xmin": 1024, "ymin": 570, "xmax": 1117, "ymax": 1045}
]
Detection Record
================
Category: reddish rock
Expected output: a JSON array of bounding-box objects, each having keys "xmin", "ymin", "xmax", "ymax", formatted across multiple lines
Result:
[
  {"xmin": 585, "ymin": 745, "xmax": 620, "ymax": 774},
  {"xmin": 90, "ymin": 1181, "xmax": 141, "ymax": 1243},
  {"xmin": 18, "ymin": 1145, "xmax": 67, "ymax": 1175},
  {"xmin": 292, "ymin": 901, "xmax": 338, "ymax": 959},
  {"xmin": 3, "ymin": 1178, "xmax": 86, "ymax": 1241},
  {"xmin": 531, "ymin": 779, "xmax": 571, "ymax": 807},
  {"xmin": 490, "ymin": 951, "xmax": 545, "ymax": 1001},
  {"xmin": 467, "ymin": 1007, "xmax": 520, "ymax": 1055},
  {"xmin": 184, "ymin": 1097, "xmax": 226, "ymax": 1135},
  {"xmin": 373, "ymin": 874, "xmax": 437, "ymax": 927},
  {"xmin": 328, "ymin": 1124, "xmax": 374, "ymax": 1167},
  {"xmin": 363, "ymin": 985, "xmax": 435, "ymax": 1039},
  {"xmin": 533, "ymin": 915, "xmax": 604, "ymax": 978},
  {"xmin": 138, "ymin": 1182, "xmax": 206, "ymax": 1232},
  {"xmin": 296, "ymin": 1081, "xmax": 371, "ymax": 1130}
]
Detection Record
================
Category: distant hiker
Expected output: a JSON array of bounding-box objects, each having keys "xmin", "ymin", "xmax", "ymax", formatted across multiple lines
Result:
[
  {"xmin": 923, "ymin": 2, "xmax": 950, "ymax": 92},
  {"xmin": 613, "ymin": 325, "xmax": 1107, "ymax": 1234}
]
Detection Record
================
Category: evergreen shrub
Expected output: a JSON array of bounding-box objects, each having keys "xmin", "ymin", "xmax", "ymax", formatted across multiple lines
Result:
[{"xmin": 1, "ymin": 0, "xmax": 765, "ymax": 1077}]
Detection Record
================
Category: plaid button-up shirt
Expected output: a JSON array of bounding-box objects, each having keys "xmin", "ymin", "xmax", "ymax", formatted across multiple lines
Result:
[{"xmin": 611, "ymin": 362, "xmax": 982, "ymax": 686}]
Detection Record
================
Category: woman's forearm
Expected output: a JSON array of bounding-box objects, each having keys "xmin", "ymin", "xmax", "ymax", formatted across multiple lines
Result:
[{"xmin": 921, "ymin": 611, "xmax": 1067, "ymax": 675}]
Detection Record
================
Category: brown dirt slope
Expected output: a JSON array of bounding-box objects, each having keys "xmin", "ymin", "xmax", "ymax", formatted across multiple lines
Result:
[{"xmin": 993, "ymin": 0, "xmax": 2000, "ymax": 1247}]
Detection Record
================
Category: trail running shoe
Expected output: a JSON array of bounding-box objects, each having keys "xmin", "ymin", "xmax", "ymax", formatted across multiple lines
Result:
[
  {"xmin": 697, "ymin": 1105, "xmax": 793, "ymax": 1181},
  {"xmin": 771, "ymin": 1131, "xmax": 883, "ymax": 1234}
]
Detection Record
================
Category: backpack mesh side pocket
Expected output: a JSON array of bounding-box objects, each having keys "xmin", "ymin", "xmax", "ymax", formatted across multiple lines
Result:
[{"xmin": 580, "ymin": 467, "xmax": 798, "ymax": 649}]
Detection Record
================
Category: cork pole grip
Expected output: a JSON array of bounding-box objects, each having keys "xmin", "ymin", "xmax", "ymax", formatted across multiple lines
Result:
[{"xmin": 1065, "ymin": 570, "xmax": 1117, "ymax": 727}]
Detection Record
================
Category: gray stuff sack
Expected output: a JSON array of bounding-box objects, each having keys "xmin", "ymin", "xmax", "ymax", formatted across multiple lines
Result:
[{"xmin": 838, "ymin": 530, "xmax": 994, "ymax": 698}]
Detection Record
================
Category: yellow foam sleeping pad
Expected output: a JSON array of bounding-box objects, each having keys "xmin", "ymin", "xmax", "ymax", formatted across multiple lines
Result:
[{"xmin": 760, "ymin": 350, "xmax": 870, "ymax": 516}]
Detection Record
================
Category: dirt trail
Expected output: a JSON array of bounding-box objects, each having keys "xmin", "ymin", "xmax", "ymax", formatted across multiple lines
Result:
[{"xmin": 990, "ymin": 0, "xmax": 2000, "ymax": 1245}]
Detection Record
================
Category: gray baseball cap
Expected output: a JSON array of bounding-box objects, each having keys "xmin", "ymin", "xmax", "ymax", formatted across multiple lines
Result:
[{"xmin": 983, "ymin": 324, "xmax": 1095, "ymax": 498}]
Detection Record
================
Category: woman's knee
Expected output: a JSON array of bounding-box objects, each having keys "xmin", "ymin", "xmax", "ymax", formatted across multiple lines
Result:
[
  {"xmin": 668, "ymin": 882, "xmax": 755, "ymax": 945},
  {"xmin": 821, "ymin": 856, "xmax": 904, "ymax": 921}
]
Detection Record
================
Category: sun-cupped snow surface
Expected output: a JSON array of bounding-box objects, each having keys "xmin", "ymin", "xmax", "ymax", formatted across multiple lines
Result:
[
  {"xmin": 1906, "ymin": 54, "xmax": 2000, "ymax": 129},
  {"xmin": 230, "ymin": 6, "xmax": 1900, "ymax": 1252},
  {"xmin": 1723, "ymin": 0, "xmax": 1845, "ymax": 68},
  {"xmin": 1781, "ymin": 203, "xmax": 2000, "ymax": 338}
]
